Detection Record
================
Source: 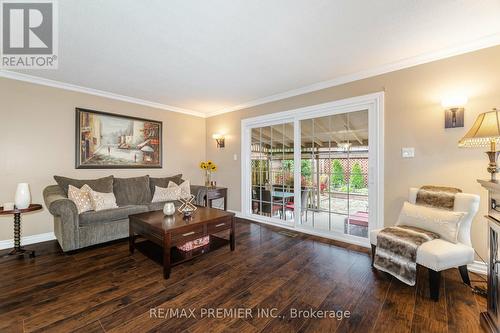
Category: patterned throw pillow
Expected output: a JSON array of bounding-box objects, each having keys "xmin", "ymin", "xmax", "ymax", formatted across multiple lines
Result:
[
  {"xmin": 151, "ymin": 186, "xmax": 181, "ymax": 203},
  {"xmin": 89, "ymin": 189, "xmax": 118, "ymax": 212},
  {"xmin": 168, "ymin": 180, "xmax": 191, "ymax": 199},
  {"xmin": 68, "ymin": 184, "xmax": 93, "ymax": 214}
]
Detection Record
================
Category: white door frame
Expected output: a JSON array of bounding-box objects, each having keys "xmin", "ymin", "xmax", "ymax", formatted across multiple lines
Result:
[{"xmin": 241, "ymin": 92, "xmax": 384, "ymax": 247}]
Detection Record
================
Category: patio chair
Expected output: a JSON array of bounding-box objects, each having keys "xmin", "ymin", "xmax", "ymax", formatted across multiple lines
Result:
[
  {"xmin": 261, "ymin": 190, "xmax": 283, "ymax": 218},
  {"xmin": 252, "ymin": 187, "xmax": 261, "ymax": 213},
  {"xmin": 285, "ymin": 189, "xmax": 310, "ymax": 221},
  {"xmin": 344, "ymin": 211, "xmax": 369, "ymax": 237}
]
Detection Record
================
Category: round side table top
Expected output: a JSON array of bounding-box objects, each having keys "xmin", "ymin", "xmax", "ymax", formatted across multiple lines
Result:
[{"xmin": 0, "ymin": 204, "xmax": 43, "ymax": 215}]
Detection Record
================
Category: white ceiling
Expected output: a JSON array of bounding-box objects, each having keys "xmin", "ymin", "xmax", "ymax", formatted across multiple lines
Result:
[{"xmin": 6, "ymin": 0, "xmax": 500, "ymax": 116}]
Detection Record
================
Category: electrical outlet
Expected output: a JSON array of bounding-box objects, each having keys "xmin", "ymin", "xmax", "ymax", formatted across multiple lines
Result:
[{"xmin": 402, "ymin": 147, "xmax": 415, "ymax": 158}]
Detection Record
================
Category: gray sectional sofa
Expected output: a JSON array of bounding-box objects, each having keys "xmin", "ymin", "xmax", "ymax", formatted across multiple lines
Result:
[{"xmin": 43, "ymin": 174, "xmax": 204, "ymax": 252}]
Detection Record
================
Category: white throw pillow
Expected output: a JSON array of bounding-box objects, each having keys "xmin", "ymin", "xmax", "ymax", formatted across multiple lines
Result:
[
  {"xmin": 152, "ymin": 185, "xmax": 181, "ymax": 202},
  {"xmin": 89, "ymin": 189, "xmax": 118, "ymax": 212},
  {"xmin": 396, "ymin": 201, "xmax": 465, "ymax": 243},
  {"xmin": 68, "ymin": 184, "xmax": 93, "ymax": 214},
  {"xmin": 168, "ymin": 180, "xmax": 191, "ymax": 199}
]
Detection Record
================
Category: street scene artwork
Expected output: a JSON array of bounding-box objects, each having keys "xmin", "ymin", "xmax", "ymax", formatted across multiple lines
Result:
[{"xmin": 76, "ymin": 109, "xmax": 162, "ymax": 168}]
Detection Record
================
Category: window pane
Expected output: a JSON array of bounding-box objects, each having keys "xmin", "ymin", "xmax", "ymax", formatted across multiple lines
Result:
[
  {"xmin": 250, "ymin": 122, "xmax": 293, "ymax": 222},
  {"xmin": 299, "ymin": 110, "xmax": 369, "ymax": 235}
]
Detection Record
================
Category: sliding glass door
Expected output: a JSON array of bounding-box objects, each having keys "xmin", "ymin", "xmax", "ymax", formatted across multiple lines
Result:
[
  {"xmin": 250, "ymin": 122, "xmax": 294, "ymax": 224},
  {"xmin": 299, "ymin": 110, "xmax": 369, "ymax": 238},
  {"xmin": 242, "ymin": 93, "xmax": 383, "ymax": 245}
]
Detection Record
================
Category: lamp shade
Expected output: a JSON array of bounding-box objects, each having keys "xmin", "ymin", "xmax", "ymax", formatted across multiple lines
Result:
[{"xmin": 458, "ymin": 109, "xmax": 500, "ymax": 148}]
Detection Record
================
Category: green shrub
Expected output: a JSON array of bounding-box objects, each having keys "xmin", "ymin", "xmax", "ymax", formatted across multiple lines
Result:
[
  {"xmin": 280, "ymin": 159, "xmax": 312, "ymax": 186},
  {"xmin": 350, "ymin": 163, "xmax": 364, "ymax": 189},
  {"xmin": 331, "ymin": 160, "xmax": 344, "ymax": 188},
  {"xmin": 301, "ymin": 160, "xmax": 312, "ymax": 178}
]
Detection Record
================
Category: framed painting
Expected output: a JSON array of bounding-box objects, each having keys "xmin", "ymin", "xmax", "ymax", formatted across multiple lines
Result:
[{"xmin": 75, "ymin": 108, "xmax": 162, "ymax": 169}]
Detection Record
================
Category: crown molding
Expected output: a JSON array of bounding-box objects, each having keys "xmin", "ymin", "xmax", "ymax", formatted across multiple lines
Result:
[
  {"xmin": 206, "ymin": 33, "xmax": 500, "ymax": 117},
  {"xmin": 0, "ymin": 70, "xmax": 207, "ymax": 118},
  {"xmin": 2, "ymin": 33, "xmax": 500, "ymax": 119}
]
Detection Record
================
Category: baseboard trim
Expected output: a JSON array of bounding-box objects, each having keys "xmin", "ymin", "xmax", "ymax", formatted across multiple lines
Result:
[
  {"xmin": 0, "ymin": 232, "xmax": 56, "ymax": 250},
  {"xmin": 231, "ymin": 210, "xmax": 370, "ymax": 248},
  {"xmin": 228, "ymin": 209, "xmax": 244, "ymax": 218},
  {"xmin": 0, "ymin": 223, "xmax": 488, "ymax": 276},
  {"xmin": 231, "ymin": 210, "xmax": 489, "ymax": 275},
  {"xmin": 468, "ymin": 260, "xmax": 487, "ymax": 276}
]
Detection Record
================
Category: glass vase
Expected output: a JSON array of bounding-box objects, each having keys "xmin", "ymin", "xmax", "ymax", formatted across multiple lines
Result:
[
  {"xmin": 15, "ymin": 183, "xmax": 31, "ymax": 209},
  {"xmin": 204, "ymin": 171, "xmax": 211, "ymax": 187}
]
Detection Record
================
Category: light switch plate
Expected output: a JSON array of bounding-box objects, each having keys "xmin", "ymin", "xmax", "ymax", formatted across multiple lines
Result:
[
  {"xmin": 402, "ymin": 147, "xmax": 415, "ymax": 158},
  {"xmin": 233, "ymin": 154, "xmax": 238, "ymax": 161}
]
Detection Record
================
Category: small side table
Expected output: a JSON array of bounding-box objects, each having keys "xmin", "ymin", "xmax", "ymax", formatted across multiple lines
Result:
[
  {"xmin": 0, "ymin": 204, "xmax": 42, "ymax": 258},
  {"xmin": 202, "ymin": 187, "xmax": 228, "ymax": 211}
]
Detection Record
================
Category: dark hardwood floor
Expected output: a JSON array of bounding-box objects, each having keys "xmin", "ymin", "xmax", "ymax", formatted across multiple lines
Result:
[{"xmin": 0, "ymin": 219, "xmax": 487, "ymax": 333}]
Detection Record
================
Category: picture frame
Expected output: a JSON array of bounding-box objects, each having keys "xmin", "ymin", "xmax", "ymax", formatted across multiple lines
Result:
[{"xmin": 75, "ymin": 108, "xmax": 162, "ymax": 169}]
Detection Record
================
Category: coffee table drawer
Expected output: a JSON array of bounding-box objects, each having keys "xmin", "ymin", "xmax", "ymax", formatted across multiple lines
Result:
[
  {"xmin": 208, "ymin": 219, "xmax": 231, "ymax": 233},
  {"xmin": 171, "ymin": 226, "xmax": 205, "ymax": 245}
]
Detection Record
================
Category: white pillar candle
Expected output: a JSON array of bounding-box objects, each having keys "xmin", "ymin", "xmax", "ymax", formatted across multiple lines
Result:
[{"xmin": 3, "ymin": 202, "xmax": 14, "ymax": 211}]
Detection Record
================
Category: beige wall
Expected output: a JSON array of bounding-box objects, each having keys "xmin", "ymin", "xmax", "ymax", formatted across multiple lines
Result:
[
  {"xmin": 0, "ymin": 78, "xmax": 206, "ymax": 241},
  {"xmin": 206, "ymin": 45, "xmax": 500, "ymax": 259},
  {"xmin": 2, "ymin": 45, "xmax": 499, "ymax": 258}
]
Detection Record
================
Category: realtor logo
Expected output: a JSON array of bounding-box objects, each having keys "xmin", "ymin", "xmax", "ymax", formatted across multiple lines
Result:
[{"xmin": 1, "ymin": 0, "xmax": 58, "ymax": 68}]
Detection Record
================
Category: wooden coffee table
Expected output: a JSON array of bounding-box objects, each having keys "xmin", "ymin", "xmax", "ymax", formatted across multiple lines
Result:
[{"xmin": 128, "ymin": 206, "xmax": 235, "ymax": 279}]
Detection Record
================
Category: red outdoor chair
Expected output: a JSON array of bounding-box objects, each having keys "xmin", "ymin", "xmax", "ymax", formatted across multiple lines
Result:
[{"xmin": 285, "ymin": 189, "xmax": 310, "ymax": 220}]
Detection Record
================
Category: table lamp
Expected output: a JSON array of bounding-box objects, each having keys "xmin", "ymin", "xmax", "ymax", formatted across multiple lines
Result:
[{"xmin": 459, "ymin": 108, "xmax": 500, "ymax": 181}]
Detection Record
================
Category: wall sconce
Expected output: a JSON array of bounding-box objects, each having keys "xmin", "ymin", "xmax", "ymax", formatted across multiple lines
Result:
[
  {"xmin": 441, "ymin": 95, "xmax": 468, "ymax": 128},
  {"xmin": 212, "ymin": 133, "xmax": 225, "ymax": 148}
]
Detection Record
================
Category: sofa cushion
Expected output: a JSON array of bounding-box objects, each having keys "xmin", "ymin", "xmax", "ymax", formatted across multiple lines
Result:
[
  {"xmin": 370, "ymin": 228, "xmax": 474, "ymax": 271},
  {"xmin": 78, "ymin": 218, "xmax": 129, "ymax": 249},
  {"xmin": 113, "ymin": 176, "xmax": 152, "ymax": 206},
  {"xmin": 149, "ymin": 174, "xmax": 182, "ymax": 195},
  {"xmin": 79, "ymin": 205, "xmax": 148, "ymax": 225},
  {"xmin": 54, "ymin": 175, "xmax": 114, "ymax": 196},
  {"xmin": 148, "ymin": 200, "xmax": 182, "ymax": 212}
]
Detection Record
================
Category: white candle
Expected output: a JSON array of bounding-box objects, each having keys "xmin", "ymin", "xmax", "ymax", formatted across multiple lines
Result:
[{"xmin": 3, "ymin": 202, "xmax": 14, "ymax": 211}]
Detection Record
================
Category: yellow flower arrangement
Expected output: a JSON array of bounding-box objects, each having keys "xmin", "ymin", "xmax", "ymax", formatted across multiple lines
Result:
[
  {"xmin": 200, "ymin": 160, "xmax": 217, "ymax": 171},
  {"xmin": 200, "ymin": 160, "xmax": 217, "ymax": 186}
]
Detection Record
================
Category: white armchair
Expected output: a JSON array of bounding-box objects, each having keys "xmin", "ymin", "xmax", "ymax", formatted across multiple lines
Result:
[{"xmin": 370, "ymin": 187, "xmax": 480, "ymax": 300}]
